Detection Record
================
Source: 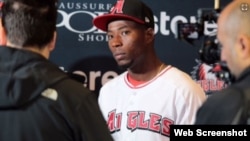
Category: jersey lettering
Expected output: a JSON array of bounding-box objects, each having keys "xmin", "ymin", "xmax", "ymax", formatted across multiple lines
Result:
[
  {"xmin": 107, "ymin": 110, "xmax": 173, "ymax": 137},
  {"xmin": 161, "ymin": 117, "xmax": 172, "ymax": 136},
  {"xmin": 107, "ymin": 110, "xmax": 122, "ymax": 133},
  {"xmin": 127, "ymin": 111, "xmax": 138, "ymax": 131},
  {"xmin": 138, "ymin": 111, "xmax": 149, "ymax": 129},
  {"xmin": 148, "ymin": 113, "xmax": 161, "ymax": 132}
]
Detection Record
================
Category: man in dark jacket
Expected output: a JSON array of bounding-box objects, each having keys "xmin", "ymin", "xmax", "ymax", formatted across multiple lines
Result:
[
  {"xmin": 0, "ymin": 0, "xmax": 114, "ymax": 141},
  {"xmin": 195, "ymin": 0, "xmax": 250, "ymax": 124}
]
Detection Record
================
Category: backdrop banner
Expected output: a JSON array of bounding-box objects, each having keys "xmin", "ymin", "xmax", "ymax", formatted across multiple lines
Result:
[{"xmin": 50, "ymin": 0, "xmax": 232, "ymax": 95}]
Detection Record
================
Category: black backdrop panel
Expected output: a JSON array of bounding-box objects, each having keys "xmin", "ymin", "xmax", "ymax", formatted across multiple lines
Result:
[{"xmin": 50, "ymin": 0, "xmax": 232, "ymax": 95}]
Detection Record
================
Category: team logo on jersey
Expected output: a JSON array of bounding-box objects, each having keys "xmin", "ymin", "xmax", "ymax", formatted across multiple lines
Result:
[{"xmin": 191, "ymin": 59, "xmax": 227, "ymax": 95}]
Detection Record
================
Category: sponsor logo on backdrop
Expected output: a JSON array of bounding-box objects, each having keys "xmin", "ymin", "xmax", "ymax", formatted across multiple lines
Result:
[
  {"xmin": 60, "ymin": 67, "xmax": 119, "ymax": 93},
  {"xmin": 56, "ymin": 2, "xmax": 221, "ymax": 94},
  {"xmin": 57, "ymin": 2, "xmax": 199, "ymax": 42},
  {"xmin": 59, "ymin": 56, "xmax": 124, "ymax": 94},
  {"xmin": 191, "ymin": 59, "xmax": 227, "ymax": 95}
]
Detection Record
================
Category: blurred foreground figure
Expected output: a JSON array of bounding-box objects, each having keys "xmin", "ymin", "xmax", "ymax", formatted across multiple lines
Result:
[
  {"xmin": 0, "ymin": 0, "xmax": 114, "ymax": 141},
  {"xmin": 195, "ymin": 0, "xmax": 250, "ymax": 124}
]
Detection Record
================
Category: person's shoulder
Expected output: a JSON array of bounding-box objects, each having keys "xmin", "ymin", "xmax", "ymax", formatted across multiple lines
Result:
[
  {"xmin": 207, "ymin": 85, "xmax": 243, "ymax": 103},
  {"xmin": 54, "ymin": 77, "xmax": 94, "ymax": 98},
  {"xmin": 164, "ymin": 66, "xmax": 199, "ymax": 86},
  {"xmin": 195, "ymin": 86, "xmax": 245, "ymax": 124},
  {"xmin": 99, "ymin": 71, "xmax": 129, "ymax": 96},
  {"xmin": 101, "ymin": 71, "xmax": 127, "ymax": 87},
  {"xmin": 167, "ymin": 66, "xmax": 191, "ymax": 77},
  {"xmin": 163, "ymin": 66, "xmax": 206, "ymax": 97},
  {"xmin": 199, "ymin": 85, "xmax": 243, "ymax": 112}
]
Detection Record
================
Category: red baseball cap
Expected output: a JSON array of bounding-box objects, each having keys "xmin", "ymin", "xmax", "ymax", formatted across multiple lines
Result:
[{"xmin": 93, "ymin": 0, "xmax": 154, "ymax": 32}]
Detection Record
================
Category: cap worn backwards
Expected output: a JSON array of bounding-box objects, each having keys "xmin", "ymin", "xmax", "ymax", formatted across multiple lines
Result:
[{"xmin": 93, "ymin": 0, "xmax": 154, "ymax": 32}]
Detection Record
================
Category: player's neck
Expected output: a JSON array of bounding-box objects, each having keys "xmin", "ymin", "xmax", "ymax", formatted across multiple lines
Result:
[{"xmin": 127, "ymin": 63, "xmax": 166, "ymax": 83}]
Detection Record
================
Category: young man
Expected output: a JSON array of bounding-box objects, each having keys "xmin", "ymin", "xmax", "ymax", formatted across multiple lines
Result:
[
  {"xmin": 93, "ymin": 0, "xmax": 206, "ymax": 140},
  {"xmin": 195, "ymin": 0, "xmax": 250, "ymax": 124},
  {"xmin": 0, "ymin": 0, "xmax": 113, "ymax": 141}
]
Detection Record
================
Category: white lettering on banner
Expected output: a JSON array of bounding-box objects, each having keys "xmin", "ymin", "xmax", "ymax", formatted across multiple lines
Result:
[
  {"xmin": 57, "ymin": 10, "xmax": 201, "ymax": 37},
  {"xmin": 155, "ymin": 12, "xmax": 196, "ymax": 35},
  {"xmin": 204, "ymin": 21, "xmax": 218, "ymax": 36},
  {"xmin": 57, "ymin": 2, "xmax": 218, "ymax": 42},
  {"xmin": 57, "ymin": 10, "xmax": 98, "ymax": 33},
  {"xmin": 58, "ymin": 2, "xmax": 112, "ymax": 10},
  {"xmin": 78, "ymin": 33, "xmax": 108, "ymax": 42},
  {"xmin": 73, "ymin": 70, "xmax": 118, "ymax": 91}
]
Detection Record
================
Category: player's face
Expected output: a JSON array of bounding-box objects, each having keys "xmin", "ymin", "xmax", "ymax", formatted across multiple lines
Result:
[{"xmin": 107, "ymin": 20, "xmax": 148, "ymax": 69}]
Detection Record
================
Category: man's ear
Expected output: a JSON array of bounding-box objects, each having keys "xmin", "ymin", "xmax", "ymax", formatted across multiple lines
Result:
[
  {"xmin": 48, "ymin": 31, "xmax": 57, "ymax": 52},
  {"xmin": 238, "ymin": 34, "xmax": 250, "ymax": 59},
  {"xmin": 145, "ymin": 28, "xmax": 154, "ymax": 43}
]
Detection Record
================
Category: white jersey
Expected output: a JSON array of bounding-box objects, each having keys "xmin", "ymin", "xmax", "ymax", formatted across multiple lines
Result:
[{"xmin": 98, "ymin": 65, "xmax": 206, "ymax": 141}]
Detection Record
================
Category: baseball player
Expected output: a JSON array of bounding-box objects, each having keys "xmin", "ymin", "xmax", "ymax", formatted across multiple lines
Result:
[{"xmin": 93, "ymin": 0, "xmax": 207, "ymax": 140}]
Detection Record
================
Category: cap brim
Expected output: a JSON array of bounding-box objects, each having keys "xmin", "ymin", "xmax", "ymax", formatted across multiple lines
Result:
[{"xmin": 93, "ymin": 14, "xmax": 145, "ymax": 32}]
